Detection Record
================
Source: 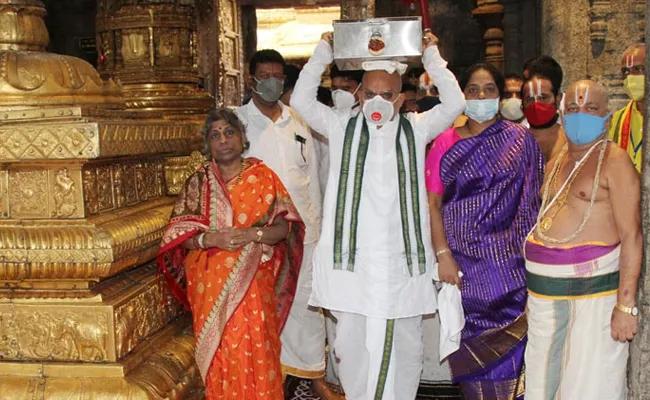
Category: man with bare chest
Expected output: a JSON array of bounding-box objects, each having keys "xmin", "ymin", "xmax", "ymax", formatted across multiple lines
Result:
[{"xmin": 524, "ymin": 79, "xmax": 642, "ymax": 400}]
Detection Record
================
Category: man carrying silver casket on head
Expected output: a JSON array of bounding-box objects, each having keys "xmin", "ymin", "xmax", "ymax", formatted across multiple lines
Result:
[{"xmin": 290, "ymin": 28, "xmax": 465, "ymax": 400}]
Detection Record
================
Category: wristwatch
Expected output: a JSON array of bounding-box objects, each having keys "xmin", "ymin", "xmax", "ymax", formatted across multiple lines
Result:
[
  {"xmin": 256, "ymin": 228, "xmax": 264, "ymax": 242},
  {"xmin": 615, "ymin": 302, "xmax": 639, "ymax": 316}
]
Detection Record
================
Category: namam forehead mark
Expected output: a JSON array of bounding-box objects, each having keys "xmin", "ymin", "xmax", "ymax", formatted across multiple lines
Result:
[
  {"xmin": 523, "ymin": 77, "xmax": 553, "ymax": 98},
  {"xmin": 623, "ymin": 45, "xmax": 646, "ymax": 68},
  {"xmin": 566, "ymin": 80, "xmax": 608, "ymax": 108}
]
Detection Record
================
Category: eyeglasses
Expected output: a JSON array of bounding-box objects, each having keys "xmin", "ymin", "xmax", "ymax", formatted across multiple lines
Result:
[{"xmin": 362, "ymin": 90, "xmax": 396, "ymax": 101}]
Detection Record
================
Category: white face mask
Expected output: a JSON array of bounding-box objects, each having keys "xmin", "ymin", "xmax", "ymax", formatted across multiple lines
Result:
[
  {"xmin": 465, "ymin": 98, "xmax": 500, "ymax": 124},
  {"xmin": 500, "ymin": 98, "xmax": 524, "ymax": 121},
  {"xmin": 332, "ymin": 89, "xmax": 357, "ymax": 110},
  {"xmin": 362, "ymin": 94, "xmax": 400, "ymax": 126}
]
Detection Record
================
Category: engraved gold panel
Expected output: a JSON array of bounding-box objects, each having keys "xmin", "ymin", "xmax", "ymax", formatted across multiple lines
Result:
[
  {"xmin": 0, "ymin": 323, "xmax": 203, "ymax": 400},
  {"xmin": 50, "ymin": 167, "xmax": 84, "ymax": 218},
  {"xmin": 164, "ymin": 151, "xmax": 207, "ymax": 196},
  {"xmin": 0, "ymin": 264, "xmax": 182, "ymax": 364},
  {"xmin": 0, "ymin": 123, "xmax": 98, "ymax": 160},
  {"xmin": 6, "ymin": 166, "xmax": 83, "ymax": 219},
  {"xmin": 121, "ymin": 30, "xmax": 148, "ymax": 64},
  {"xmin": 108, "ymin": 264, "xmax": 183, "ymax": 359},
  {"xmin": 9, "ymin": 170, "xmax": 49, "ymax": 218},
  {"xmin": 98, "ymin": 122, "xmax": 201, "ymax": 157},
  {"xmin": 0, "ymin": 305, "xmax": 112, "ymax": 362},
  {"xmin": 83, "ymin": 157, "xmax": 166, "ymax": 216}
]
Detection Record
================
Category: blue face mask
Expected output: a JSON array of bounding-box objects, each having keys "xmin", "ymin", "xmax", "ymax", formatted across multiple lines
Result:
[{"xmin": 563, "ymin": 112, "xmax": 612, "ymax": 145}]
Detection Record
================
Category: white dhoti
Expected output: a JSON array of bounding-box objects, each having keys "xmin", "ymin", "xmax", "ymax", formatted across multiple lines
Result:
[
  {"xmin": 281, "ymin": 242, "xmax": 327, "ymax": 378},
  {"xmin": 525, "ymin": 243, "xmax": 628, "ymax": 400},
  {"xmin": 331, "ymin": 311, "xmax": 424, "ymax": 400}
]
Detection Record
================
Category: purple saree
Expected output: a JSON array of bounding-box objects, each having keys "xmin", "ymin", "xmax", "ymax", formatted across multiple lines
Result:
[{"xmin": 440, "ymin": 120, "xmax": 544, "ymax": 399}]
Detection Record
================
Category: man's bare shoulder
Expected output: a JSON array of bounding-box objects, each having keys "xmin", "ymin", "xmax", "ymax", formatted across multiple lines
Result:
[{"xmin": 604, "ymin": 141, "xmax": 639, "ymax": 186}]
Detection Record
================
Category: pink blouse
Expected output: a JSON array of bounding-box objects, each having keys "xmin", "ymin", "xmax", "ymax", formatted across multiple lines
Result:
[{"xmin": 425, "ymin": 127, "xmax": 462, "ymax": 195}]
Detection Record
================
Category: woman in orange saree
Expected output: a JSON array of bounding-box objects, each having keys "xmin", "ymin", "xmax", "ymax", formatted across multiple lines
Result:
[{"xmin": 157, "ymin": 108, "xmax": 304, "ymax": 399}]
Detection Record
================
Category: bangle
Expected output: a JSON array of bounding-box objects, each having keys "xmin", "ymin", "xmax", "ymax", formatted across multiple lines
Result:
[
  {"xmin": 435, "ymin": 248, "xmax": 450, "ymax": 257},
  {"xmin": 192, "ymin": 235, "xmax": 200, "ymax": 248},
  {"xmin": 197, "ymin": 233, "xmax": 206, "ymax": 249}
]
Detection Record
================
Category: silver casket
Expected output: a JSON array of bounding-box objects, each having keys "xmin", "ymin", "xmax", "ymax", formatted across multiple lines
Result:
[{"xmin": 332, "ymin": 16, "xmax": 423, "ymax": 71}]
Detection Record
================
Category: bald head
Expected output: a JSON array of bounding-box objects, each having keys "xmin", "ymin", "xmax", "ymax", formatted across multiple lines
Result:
[
  {"xmin": 361, "ymin": 70, "xmax": 402, "ymax": 95},
  {"xmin": 565, "ymin": 79, "xmax": 609, "ymax": 116}
]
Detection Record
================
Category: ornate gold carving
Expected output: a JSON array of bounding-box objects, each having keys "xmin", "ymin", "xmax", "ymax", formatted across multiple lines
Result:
[
  {"xmin": 3, "ymin": 167, "xmax": 83, "ymax": 219},
  {"xmin": 0, "ymin": 308, "xmax": 110, "ymax": 362},
  {"xmin": 0, "ymin": 199, "xmax": 174, "ymax": 282},
  {"xmin": 98, "ymin": 121, "xmax": 202, "ymax": 158},
  {"xmin": 215, "ymin": 0, "xmax": 243, "ymax": 106},
  {"xmin": 53, "ymin": 168, "xmax": 78, "ymax": 217},
  {"xmin": 156, "ymin": 29, "xmax": 181, "ymax": 63},
  {"xmin": 9, "ymin": 170, "xmax": 48, "ymax": 218},
  {"xmin": 0, "ymin": 123, "xmax": 99, "ymax": 160},
  {"xmin": 113, "ymin": 274, "xmax": 183, "ymax": 359},
  {"xmin": 121, "ymin": 30, "xmax": 148, "ymax": 64},
  {"xmin": 164, "ymin": 151, "xmax": 206, "ymax": 196},
  {"xmin": 96, "ymin": 1, "xmax": 213, "ymax": 112},
  {"xmin": 0, "ymin": 1, "xmax": 49, "ymax": 52},
  {"xmin": 83, "ymin": 158, "xmax": 166, "ymax": 216},
  {"xmin": 0, "ymin": 323, "xmax": 202, "ymax": 400},
  {"xmin": 97, "ymin": 166, "xmax": 115, "ymax": 212},
  {"xmin": 0, "ymin": 0, "xmax": 122, "ymax": 109},
  {"xmin": 83, "ymin": 168, "xmax": 100, "ymax": 215}
]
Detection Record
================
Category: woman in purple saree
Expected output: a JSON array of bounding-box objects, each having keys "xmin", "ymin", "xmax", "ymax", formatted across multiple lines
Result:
[{"xmin": 426, "ymin": 64, "xmax": 544, "ymax": 399}]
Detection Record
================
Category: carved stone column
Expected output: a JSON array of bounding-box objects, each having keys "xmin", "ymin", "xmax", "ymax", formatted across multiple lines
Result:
[
  {"xmin": 540, "ymin": 0, "xmax": 644, "ymax": 110},
  {"xmin": 96, "ymin": 0, "xmax": 213, "ymax": 112},
  {"xmin": 0, "ymin": 1, "xmax": 205, "ymax": 398},
  {"xmin": 629, "ymin": 7, "xmax": 650, "ymax": 398},
  {"xmin": 341, "ymin": 0, "xmax": 375, "ymax": 20},
  {"xmin": 473, "ymin": 0, "xmax": 505, "ymax": 72}
]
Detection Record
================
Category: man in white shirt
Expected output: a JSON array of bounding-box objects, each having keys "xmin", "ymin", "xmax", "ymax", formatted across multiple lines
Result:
[
  {"xmin": 290, "ymin": 32, "xmax": 465, "ymax": 400},
  {"xmin": 235, "ymin": 49, "xmax": 336, "ymax": 399}
]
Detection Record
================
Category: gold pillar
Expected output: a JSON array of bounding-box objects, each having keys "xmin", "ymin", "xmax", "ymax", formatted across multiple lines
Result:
[
  {"xmin": 96, "ymin": 0, "xmax": 213, "ymax": 112},
  {"xmin": 0, "ymin": 1, "xmax": 206, "ymax": 398},
  {"xmin": 473, "ymin": 0, "xmax": 505, "ymax": 72}
]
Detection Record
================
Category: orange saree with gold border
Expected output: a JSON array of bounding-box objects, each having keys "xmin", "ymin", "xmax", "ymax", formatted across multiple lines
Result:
[{"xmin": 157, "ymin": 158, "xmax": 304, "ymax": 399}]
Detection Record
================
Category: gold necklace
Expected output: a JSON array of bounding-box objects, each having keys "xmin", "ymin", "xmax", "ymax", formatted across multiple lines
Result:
[
  {"xmin": 226, "ymin": 158, "xmax": 246, "ymax": 187},
  {"xmin": 536, "ymin": 139, "xmax": 608, "ymax": 244},
  {"xmin": 538, "ymin": 152, "xmax": 588, "ymax": 232}
]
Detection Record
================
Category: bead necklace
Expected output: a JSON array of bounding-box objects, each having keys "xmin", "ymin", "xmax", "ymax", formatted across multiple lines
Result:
[{"xmin": 536, "ymin": 139, "xmax": 608, "ymax": 244}]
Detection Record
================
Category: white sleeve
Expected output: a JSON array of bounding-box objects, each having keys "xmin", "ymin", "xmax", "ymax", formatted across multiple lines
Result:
[
  {"xmin": 412, "ymin": 46, "xmax": 466, "ymax": 143},
  {"xmin": 290, "ymin": 40, "xmax": 340, "ymax": 138}
]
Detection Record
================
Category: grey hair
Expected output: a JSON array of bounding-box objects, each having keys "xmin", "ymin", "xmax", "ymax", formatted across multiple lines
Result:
[{"xmin": 200, "ymin": 108, "xmax": 250, "ymax": 158}]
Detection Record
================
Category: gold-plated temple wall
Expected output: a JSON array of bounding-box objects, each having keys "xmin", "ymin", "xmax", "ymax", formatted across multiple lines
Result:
[{"xmin": 0, "ymin": 0, "xmax": 219, "ymax": 397}]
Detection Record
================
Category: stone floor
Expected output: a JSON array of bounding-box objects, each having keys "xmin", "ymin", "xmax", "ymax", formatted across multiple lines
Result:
[{"xmin": 284, "ymin": 376, "xmax": 463, "ymax": 400}]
